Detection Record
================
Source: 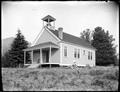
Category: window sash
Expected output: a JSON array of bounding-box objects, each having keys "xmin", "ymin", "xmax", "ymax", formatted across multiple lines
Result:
[
  {"xmin": 74, "ymin": 49, "xmax": 77, "ymax": 58},
  {"xmin": 78, "ymin": 49, "xmax": 80, "ymax": 58},
  {"xmin": 91, "ymin": 52, "xmax": 92, "ymax": 60},
  {"xmin": 64, "ymin": 46, "xmax": 67, "ymax": 57},
  {"xmin": 88, "ymin": 51, "xmax": 90, "ymax": 60},
  {"xmin": 83, "ymin": 50, "xmax": 85, "ymax": 55}
]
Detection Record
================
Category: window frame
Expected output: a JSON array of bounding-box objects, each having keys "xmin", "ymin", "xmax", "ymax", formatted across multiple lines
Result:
[
  {"xmin": 88, "ymin": 51, "xmax": 90, "ymax": 60},
  {"xmin": 74, "ymin": 48, "xmax": 77, "ymax": 58},
  {"xmin": 91, "ymin": 52, "xmax": 92, "ymax": 60},
  {"xmin": 78, "ymin": 49, "xmax": 80, "ymax": 59},
  {"xmin": 83, "ymin": 50, "xmax": 85, "ymax": 55},
  {"xmin": 64, "ymin": 46, "xmax": 67, "ymax": 57}
]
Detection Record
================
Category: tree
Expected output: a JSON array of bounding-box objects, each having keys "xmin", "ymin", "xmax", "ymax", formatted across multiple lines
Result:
[
  {"xmin": 91, "ymin": 27, "xmax": 117, "ymax": 66},
  {"xmin": 1, "ymin": 51, "xmax": 10, "ymax": 67},
  {"xmin": 8, "ymin": 29, "xmax": 29, "ymax": 68},
  {"xmin": 80, "ymin": 29, "xmax": 92, "ymax": 44}
]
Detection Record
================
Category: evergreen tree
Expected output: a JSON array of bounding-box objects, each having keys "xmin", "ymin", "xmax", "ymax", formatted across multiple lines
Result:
[
  {"xmin": 91, "ymin": 27, "xmax": 117, "ymax": 66},
  {"xmin": 8, "ymin": 29, "xmax": 29, "ymax": 67}
]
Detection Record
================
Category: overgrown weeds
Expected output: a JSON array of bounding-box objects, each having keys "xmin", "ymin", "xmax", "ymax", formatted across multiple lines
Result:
[{"xmin": 2, "ymin": 66, "xmax": 119, "ymax": 91}]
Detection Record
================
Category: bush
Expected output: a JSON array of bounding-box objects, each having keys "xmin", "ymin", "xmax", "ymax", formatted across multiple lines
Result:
[
  {"xmin": 91, "ymin": 77, "xmax": 118, "ymax": 91},
  {"xmin": 115, "ymin": 59, "xmax": 119, "ymax": 66},
  {"xmin": 91, "ymin": 77, "xmax": 105, "ymax": 88},
  {"xmin": 89, "ymin": 69, "xmax": 104, "ymax": 76},
  {"xmin": 102, "ymin": 70, "xmax": 119, "ymax": 81},
  {"xmin": 102, "ymin": 73, "xmax": 116, "ymax": 81},
  {"xmin": 2, "ymin": 52, "xmax": 10, "ymax": 67},
  {"xmin": 115, "ymin": 69, "xmax": 119, "ymax": 80},
  {"xmin": 85, "ymin": 64, "xmax": 91, "ymax": 69}
]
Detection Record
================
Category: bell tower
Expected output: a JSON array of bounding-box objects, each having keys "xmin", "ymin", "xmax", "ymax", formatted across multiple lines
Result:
[{"xmin": 42, "ymin": 15, "xmax": 56, "ymax": 29}]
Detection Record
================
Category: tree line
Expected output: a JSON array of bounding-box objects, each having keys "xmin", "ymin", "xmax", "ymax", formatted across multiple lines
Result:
[
  {"xmin": 2, "ymin": 26, "xmax": 119, "ymax": 68},
  {"xmin": 80, "ymin": 26, "xmax": 118, "ymax": 66}
]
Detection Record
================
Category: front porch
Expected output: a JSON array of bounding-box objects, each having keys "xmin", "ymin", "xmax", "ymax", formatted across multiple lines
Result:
[{"xmin": 23, "ymin": 42, "xmax": 60, "ymax": 67}]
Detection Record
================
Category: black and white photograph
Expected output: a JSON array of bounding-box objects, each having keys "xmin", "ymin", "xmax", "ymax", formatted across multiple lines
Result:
[{"xmin": 1, "ymin": 1, "xmax": 119, "ymax": 91}]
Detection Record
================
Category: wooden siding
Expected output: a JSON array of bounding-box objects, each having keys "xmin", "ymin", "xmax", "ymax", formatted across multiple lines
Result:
[
  {"xmin": 51, "ymin": 48, "xmax": 60, "ymax": 63},
  {"xmin": 35, "ymin": 29, "xmax": 59, "ymax": 45},
  {"xmin": 60, "ymin": 42, "xmax": 95, "ymax": 66}
]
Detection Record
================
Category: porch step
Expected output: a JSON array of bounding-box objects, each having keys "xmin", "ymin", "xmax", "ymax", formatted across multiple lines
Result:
[{"xmin": 27, "ymin": 64, "xmax": 40, "ymax": 68}]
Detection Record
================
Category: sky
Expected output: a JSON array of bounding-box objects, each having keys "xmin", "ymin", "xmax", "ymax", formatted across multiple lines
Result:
[{"xmin": 2, "ymin": 1, "xmax": 119, "ymax": 53}]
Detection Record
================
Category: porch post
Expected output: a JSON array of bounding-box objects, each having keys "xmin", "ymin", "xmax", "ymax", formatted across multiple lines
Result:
[
  {"xmin": 24, "ymin": 51, "xmax": 26, "ymax": 65},
  {"xmin": 49, "ymin": 44, "xmax": 51, "ymax": 68},
  {"xmin": 40, "ymin": 48, "xmax": 42, "ymax": 64},
  {"xmin": 31, "ymin": 50, "xmax": 33, "ymax": 64}
]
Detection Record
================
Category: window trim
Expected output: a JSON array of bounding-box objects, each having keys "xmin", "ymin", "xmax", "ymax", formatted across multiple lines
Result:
[
  {"xmin": 83, "ymin": 50, "xmax": 85, "ymax": 55},
  {"xmin": 64, "ymin": 46, "xmax": 67, "ymax": 57},
  {"xmin": 74, "ymin": 48, "xmax": 77, "ymax": 58},
  {"xmin": 91, "ymin": 52, "xmax": 92, "ymax": 60},
  {"xmin": 78, "ymin": 49, "xmax": 80, "ymax": 59},
  {"xmin": 88, "ymin": 51, "xmax": 90, "ymax": 60}
]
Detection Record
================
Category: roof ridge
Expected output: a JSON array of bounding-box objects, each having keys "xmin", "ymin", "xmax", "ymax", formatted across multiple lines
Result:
[
  {"xmin": 55, "ymin": 29, "xmax": 87, "ymax": 42},
  {"xmin": 64, "ymin": 31, "xmax": 92, "ymax": 44},
  {"xmin": 63, "ymin": 31, "xmax": 82, "ymax": 40},
  {"xmin": 61, "ymin": 31, "xmax": 91, "ymax": 44},
  {"xmin": 49, "ymin": 28, "xmax": 95, "ymax": 49}
]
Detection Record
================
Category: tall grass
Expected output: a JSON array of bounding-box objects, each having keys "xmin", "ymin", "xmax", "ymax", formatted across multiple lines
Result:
[{"xmin": 2, "ymin": 66, "xmax": 119, "ymax": 91}]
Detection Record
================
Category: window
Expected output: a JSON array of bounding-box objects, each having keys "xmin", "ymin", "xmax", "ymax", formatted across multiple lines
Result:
[
  {"xmin": 83, "ymin": 50, "xmax": 85, "ymax": 55},
  {"xmin": 64, "ymin": 46, "xmax": 67, "ymax": 57},
  {"xmin": 88, "ymin": 51, "xmax": 90, "ymax": 60},
  {"xmin": 74, "ymin": 48, "xmax": 77, "ymax": 58},
  {"xmin": 78, "ymin": 49, "xmax": 80, "ymax": 58},
  {"xmin": 91, "ymin": 52, "xmax": 92, "ymax": 60}
]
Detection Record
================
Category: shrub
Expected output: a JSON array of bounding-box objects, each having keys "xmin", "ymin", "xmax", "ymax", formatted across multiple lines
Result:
[
  {"xmin": 91, "ymin": 76, "xmax": 118, "ymax": 91},
  {"xmin": 2, "ymin": 52, "xmax": 11, "ymax": 68},
  {"xmin": 44, "ymin": 76, "xmax": 57, "ymax": 88},
  {"xmin": 102, "ymin": 73, "xmax": 117, "ymax": 80},
  {"xmin": 89, "ymin": 69, "xmax": 104, "ymax": 76},
  {"xmin": 85, "ymin": 64, "xmax": 91, "ymax": 69},
  {"xmin": 91, "ymin": 78, "xmax": 105, "ymax": 88},
  {"xmin": 102, "ymin": 69, "xmax": 119, "ymax": 81},
  {"xmin": 115, "ymin": 69, "xmax": 119, "ymax": 80}
]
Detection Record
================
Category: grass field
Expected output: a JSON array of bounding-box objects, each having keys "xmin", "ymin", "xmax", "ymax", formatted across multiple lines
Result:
[{"xmin": 2, "ymin": 66, "xmax": 119, "ymax": 91}]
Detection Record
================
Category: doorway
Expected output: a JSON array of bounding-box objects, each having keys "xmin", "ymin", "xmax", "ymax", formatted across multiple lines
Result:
[{"xmin": 42, "ymin": 49, "xmax": 49, "ymax": 63}]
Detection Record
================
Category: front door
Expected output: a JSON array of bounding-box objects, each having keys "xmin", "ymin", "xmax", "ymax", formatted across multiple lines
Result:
[{"xmin": 42, "ymin": 50, "xmax": 49, "ymax": 63}]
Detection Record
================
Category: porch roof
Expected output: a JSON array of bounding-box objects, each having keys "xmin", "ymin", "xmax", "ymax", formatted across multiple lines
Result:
[{"xmin": 23, "ymin": 42, "xmax": 59, "ymax": 51}]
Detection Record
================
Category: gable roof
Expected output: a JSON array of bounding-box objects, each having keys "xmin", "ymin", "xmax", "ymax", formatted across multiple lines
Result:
[
  {"xmin": 42, "ymin": 15, "xmax": 56, "ymax": 22},
  {"xmin": 48, "ymin": 28, "xmax": 96, "ymax": 50}
]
